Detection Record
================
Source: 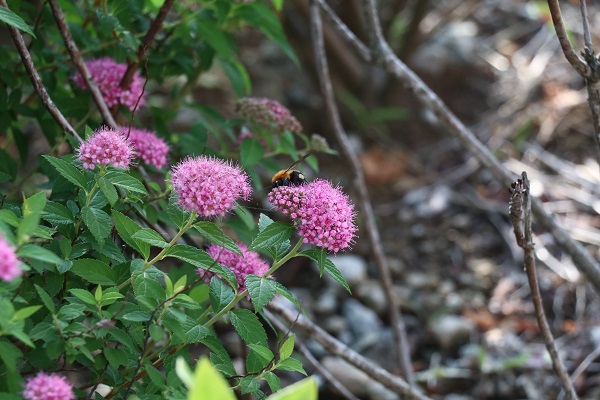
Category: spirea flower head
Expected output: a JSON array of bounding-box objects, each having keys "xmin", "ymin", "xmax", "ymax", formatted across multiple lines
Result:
[
  {"xmin": 72, "ymin": 57, "xmax": 146, "ymax": 111},
  {"xmin": 236, "ymin": 97, "xmax": 302, "ymax": 134},
  {"xmin": 0, "ymin": 236, "xmax": 21, "ymax": 281},
  {"xmin": 269, "ymin": 179, "xmax": 357, "ymax": 253},
  {"xmin": 77, "ymin": 127, "xmax": 134, "ymax": 170},
  {"xmin": 23, "ymin": 372, "xmax": 75, "ymax": 400},
  {"xmin": 122, "ymin": 126, "xmax": 169, "ymax": 169},
  {"xmin": 170, "ymin": 156, "xmax": 252, "ymax": 217},
  {"xmin": 201, "ymin": 243, "xmax": 270, "ymax": 291}
]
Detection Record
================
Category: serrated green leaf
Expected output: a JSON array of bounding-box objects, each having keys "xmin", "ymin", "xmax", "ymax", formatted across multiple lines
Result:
[
  {"xmin": 82, "ymin": 206, "xmax": 112, "ymax": 246},
  {"xmin": 258, "ymin": 213, "xmax": 274, "ymax": 232},
  {"xmin": 0, "ymin": 7, "xmax": 36, "ymax": 38},
  {"xmin": 179, "ymin": 317, "xmax": 210, "ymax": 344},
  {"xmin": 42, "ymin": 155, "xmax": 87, "ymax": 189},
  {"xmin": 239, "ymin": 376, "xmax": 260, "ymax": 395},
  {"xmin": 99, "ymin": 291, "xmax": 124, "ymax": 307},
  {"xmin": 323, "ymin": 258, "xmax": 351, "ymax": 293},
  {"xmin": 302, "ymin": 249, "xmax": 351, "ymax": 293},
  {"xmin": 167, "ymin": 198, "xmax": 192, "ymax": 229},
  {"xmin": 69, "ymin": 288, "xmax": 97, "ymax": 306},
  {"xmin": 112, "ymin": 210, "xmax": 150, "ymax": 259},
  {"xmin": 97, "ymin": 175, "xmax": 118, "ymax": 206},
  {"xmin": 70, "ymin": 258, "xmax": 116, "ymax": 285},
  {"xmin": 57, "ymin": 303, "xmax": 86, "ymax": 321},
  {"xmin": 276, "ymin": 357, "xmax": 306, "ymax": 375},
  {"xmin": 122, "ymin": 311, "xmax": 151, "ymax": 322},
  {"xmin": 301, "ymin": 248, "xmax": 327, "ymax": 276},
  {"xmin": 131, "ymin": 228, "xmax": 170, "ymax": 248},
  {"xmin": 248, "ymin": 222, "xmax": 293, "ymax": 252},
  {"xmin": 229, "ymin": 309, "xmax": 267, "ymax": 346},
  {"xmin": 209, "ymin": 277, "xmax": 235, "ymax": 314},
  {"xmin": 245, "ymin": 275, "xmax": 276, "ymax": 313},
  {"xmin": 133, "ymin": 273, "xmax": 165, "ymax": 307},
  {"xmin": 104, "ymin": 170, "xmax": 147, "ymax": 195},
  {"xmin": 189, "ymin": 358, "xmax": 236, "ymax": 400},
  {"xmin": 17, "ymin": 244, "xmax": 64, "ymax": 266},
  {"xmin": 165, "ymin": 245, "xmax": 237, "ymax": 289},
  {"xmin": 264, "ymin": 371, "xmax": 280, "ymax": 392},
  {"xmin": 34, "ymin": 284, "xmax": 55, "ymax": 313},
  {"xmin": 145, "ymin": 363, "xmax": 165, "ymax": 389},
  {"xmin": 194, "ymin": 221, "xmax": 241, "ymax": 255},
  {"xmin": 202, "ymin": 335, "xmax": 237, "ymax": 377}
]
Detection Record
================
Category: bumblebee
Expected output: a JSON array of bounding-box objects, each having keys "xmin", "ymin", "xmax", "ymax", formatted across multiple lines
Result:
[{"xmin": 271, "ymin": 154, "xmax": 310, "ymax": 188}]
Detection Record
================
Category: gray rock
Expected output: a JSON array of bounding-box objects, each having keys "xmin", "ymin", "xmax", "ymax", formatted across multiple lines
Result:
[
  {"xmin": 314, "ymin": 290, "xmax": 338, "ymax": 315},
  {"xmin": 356, "ymin": 279, "xmax": 388, "ymax": 316},
  {"xmin": 430, "ymin": 314, "xmax": 475, "ymax": 350},
  {"xmin": 343, "ymin": 299, "xmax": 382, "ymax": 349}
]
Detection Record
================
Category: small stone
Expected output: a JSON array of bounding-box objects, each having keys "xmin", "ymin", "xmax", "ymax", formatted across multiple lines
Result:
[
  {"xmin": 430, "ymin": 314, "xmax": 475, "ymax": 350},
  {"xmin": 322, "ymin": 315, "xmax": 348, "ymax": 335},
  {"xmin": 321, "ymin": 356, "xmax": 371, "ymax": 397},
  {"xmin": 356, "ymin": 279, "xmax": 388, "ymax": 316},
  {"xmin": 314, "ymin": 290, "xmax": 338, "ymax": 315},
  {"xmin": 343, "ymin": 299, "xmax": 382, "ymax": 349}
]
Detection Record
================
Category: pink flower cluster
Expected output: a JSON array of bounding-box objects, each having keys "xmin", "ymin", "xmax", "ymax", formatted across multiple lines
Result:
[
  {"xmin": 269, "ymin": 179, "xmax": 357, "ymax": 253},
  {"xmin": 72, "ymin": 57, "xmax": 146, "ymax": 111},
  {"xmin": 236, "ymin": 97, "xmax": 302, "ymax": 134},
  {"xmin": 122, "ymin": 127, "xmax": 169, "ymax": 169},
  {"xmin": 170, "ymin": 156, "xmax": 251, "ymax": 217},
  {"xmin": 78, "ymin": 127, "xmax": 134, "ymax": 170},
  {"xmin": 0, "ymin": 236, "xmax": 21, "ymax": 281},
  {"xmin": 202, "ymin": 243, "xmax": 269, "ymax": 291},
  {"xmin": 23, "ymin": 372, "xmax": 75, "ymax": 400}
]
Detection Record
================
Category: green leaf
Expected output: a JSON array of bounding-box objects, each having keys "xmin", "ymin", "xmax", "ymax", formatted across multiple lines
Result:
[
  {"xmin": 131, "ymin": 228, "xmax": 170, "ymax": 248},
  {"xmin": 258, "ymin": 213, "xmax": 274, "ymax": 232},
  {"xmin": 209, "ymin": 277, "xmax": 235, "ymax": 314},
  {"xmin": 279, "ymin": 334, "xmax": 295, "ymax": 361},
  {"xmin": 17, "ymin": 244, "xmax": 64, "ymax": 266},
  {"xmin": 248, "ymin": 222, "xmax": 293, "ymax": 252},
  {"xmin": 42, "ymin": 155, "xmax": 87, "ymax": 189},
  {"xmin": 57, "ymin": 303, "xmax": 86, "ymax": 321},
  {"xmin": 145, "ymin": 363, "xmax": 165, "ymax": 389},
  {"xmin": 104, "ymin": 170, "xmax": 147, "ymax": 195},
  {"xmin": 264, "ymin": 371, "xmax": 280, "ymax": 392},
  {"xmin": 70, "ymin": 258, "xmax": 116, "ymax": 285},
  {"xmin": 34, "ymin": 284, "xmax": 55, "ymax": 313},
  {"xmin": 12, "ymin": 305, "xmax": 41, "ymax": 322},
  {"xmin": 133, "ymin": 272, "xmax": 165, "ymax": 310},
  {"xmin": 167, "ymin": 199, "xmax": 192, "ymax": 229},
  {"xmin": 165, "ymin": 245, "xmax": 237, "ymax": 289},
  {"xmin": 100, "ymin": 290, "xmax": 124, "ymax": 307},
  {"xmin": 97, "ymin": 175, "xmax": 118, "ymax": 206},
  {"xmin": 245, "ymin": 275, "xmax": 276, "ymax": 313},
  {"xmin": 240, "ymin": 137, "xmax": 264, "ymax": 168},
  {"xmin": 188, "ymin": 358, "xmax": 236, "ymax": 400},
  {"xmin": 112, "ymin": 210, "xmax": 150, "ymax": 259},
  {"xmin": 18, "ymin": 191, "xmax": 47, "ymax": 241},
  {"xmin": 221, "ymin": 59, "xmax": 251, "ymax": 97},
  {"xmin": 122, "ymin": 311, "xmax": 151, "ymax": 322},
  {"xmin": 196, "ymin": 17, "xmax": 236, "ymax": 59},
  {"xmin": 0, "ymin": 7, "xmax": 36, "ymax": 38},
  {"xmin": 276, "ymin": 357, "xmax": 306, "ymax": 375},
  {"xmin": 0, "ymin": 340, "xmax": 22, "ymax": 372},
  {"xmin": 246, "ymin": 343, "xmax": 274, "ymax": 373},
  {"xmin": 229, "ymin": 309, "xmax": 267, "ymax": 346},
  {"xmin": 268, "ymin": 377, "xmax": 316, "ymax": 400},
  {"xmin": 234, "ymin": 3, "xmax": 298, "ymax": 65},
  {"xmin": 69, "ymin": 288, "xmax": 97, "ymax": 306},
  {"xmin": 82, "ymin": 206, "xmax": 112, "ymax": 246},
  {"xmin": 302, "ymin": 249, "xmax": 351, "ymax": 293},
  {"xmin": 178, "ymin": 317, "xmax": 210, "ymax": 344},
  {"xmin": 194, "ymin": 221, "xmax": 241, "ymax": 255}
]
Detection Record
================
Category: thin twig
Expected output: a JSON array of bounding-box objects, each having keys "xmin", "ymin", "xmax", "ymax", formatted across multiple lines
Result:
[
  {"xmin": 545, "ymin": 0, "xmax": 590, "ymax": 78},
  {"xmin": 268, "ymin": 300, "xmax": 433, "ymax": 400},
  {"xmin": 509, "ymin": 172, "xmax": 578, "ymax": 400},
  {"xmin": 265, "ymin": 309, "xmax": 360, "ymax": 400},
  {"xmin": 308, "ymin": 0, "xmax": 414, "ymax": 385},
  {"xmin": 47, "ymin": 0, "xmax": 117, "ymax": 128},
  {"xmin": 316, "ymin": 0, "xmax": 370, "ymax": 61},
  {"xmin": 0, "ymin": 0, "xmax": 83, "ymax": 143},
  {"xmin": 323, "ymin": 0, "xmax": 600, "ymax": 295},
  {"xmin": 578, "ymin": 0, "xmax": 593, "ymax": 51},
  {"xmin": 119, "ymin": 0, "xmax": 175, "ymax": 90}
]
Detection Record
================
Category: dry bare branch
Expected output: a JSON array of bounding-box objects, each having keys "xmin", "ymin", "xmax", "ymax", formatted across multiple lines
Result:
[{"xmin": 309, "ymin": 0, "xmax": 414, "ymax": 385}]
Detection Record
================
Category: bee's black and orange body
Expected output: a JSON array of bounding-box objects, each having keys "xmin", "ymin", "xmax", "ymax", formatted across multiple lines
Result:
[
  {"xmin": 271, "ymin": 169, "xmax": 306, "ymax": 188},
  {"xmin": 270, "ymin": 153, "xmax": 311, "ymax": 189}
]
